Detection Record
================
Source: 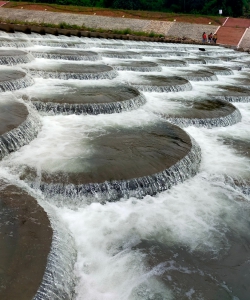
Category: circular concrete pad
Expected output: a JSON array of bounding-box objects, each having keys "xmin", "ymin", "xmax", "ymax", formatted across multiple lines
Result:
[
  {"xmin": 129, "ymin": 75, "xmax": 192, "ymax": 92},
  {"xmin": 0, "ymin": 50, "xmax": 34, "ymax": 65},
  {"xmin": 27, "ymin": 63, "xmax": 118, "ymax": 80},
  {"xmin": 0, "ymin": 70, "xmax": 34, "ymax": 92},
  {"xmin": 0, "ymin": 95, "xmax": 28, "ymax": 135},
  {"xmin": 100, "ymin": 50, "xmax": 141, "ymax": 59},
  {"xmin": 179, "ymin": 70, "xmax": 217, "ymax": 81},
  {"xmin": 0, "ymin": 37, "xmax": 32, "ymax": 48},
  {"xmin": 156, "ymin": 59, "xmax": 188, "ymax": 67},
  {"xmin": 204, "ymin": 66, "xmax": 233, "ymax": 75},
  {"xmin": 108, "ymin": 60, "xmax": 161, "ymax": 72},
  {"xmin": 23, "ymin": 121, "xmax": 192, "ymax": 183},
  {"xmin": 23, "ymin": 83, "xmax": 146, "ymax": 114},
  {"xmin": 31, "ymin": 49, "xmax": 100, "ymax": 61},
  {"xmin": 211, "ymin": 85, "xmax": 250, "ymax": 102},
  {"xmin": 164, "ymin": 98, "xmax": 237, "ymax": 119},
  {"xmin": 0, "ymin": 180, "xmax": 52, "ymax": 300},
  {"xmin": 0, "ymin": 94, "xmax": 40, "ymax": 160},
  {"xmin": 186, "ymin": 58, "xmax": 206, "ymax": 64},
  {"xmin": 162, "ymin": 98, "xmax": 241, "ymax": 128},
  {"xmin": 141, "ymin": 51, "xmax": 167, "ymax": 57}
]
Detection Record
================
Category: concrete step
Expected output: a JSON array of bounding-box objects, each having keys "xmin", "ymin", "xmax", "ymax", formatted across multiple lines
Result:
[{"xmin": 217, "ymin": 26, "xmax": 246, "ymax": 46}]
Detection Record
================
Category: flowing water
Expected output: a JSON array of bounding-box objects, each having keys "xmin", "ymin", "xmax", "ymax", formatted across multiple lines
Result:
[{"xmin": 0, "ymin": 31, "xmax": 249, "ymax": 300}]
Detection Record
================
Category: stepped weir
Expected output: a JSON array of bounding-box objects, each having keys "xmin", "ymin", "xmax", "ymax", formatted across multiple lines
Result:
[
  {"xmin": 129, "ymin": 75, "xmax": 192, "ymax": 92},
  {"xmin": 21, "ymin": 83, "xmax": 146, "ymax": 115},
  {"xmin": 0, "ymin": 94, "xmax": 40, "ymax": 159},
  {"xmin": 0, "ymin": 30, "xmax": 249, "ymax": 300},
  {"xmin": 163, "ymin": 98, "xmax": 242, "ymax": 128},
  {"xmin": 108, "ymin": 60, "xmax": 161, "ymax": 72},
  {"xmin": 31, "ymin": 49, "xmax": 101, "ymax": 61},
  {"xmin": 18, "ymin": 122, "xmax": 201, "ymax": 202},
  {"xmin": 0, "ymin": 69, "xmax": 34, "ymax": 92},
  {"xmin": 0, "ymin": 50, "xmax": 34, "ymax": 65},
  {"xmin": 26, "ymin": 63, "xmax": 118, "ymax": 80}
]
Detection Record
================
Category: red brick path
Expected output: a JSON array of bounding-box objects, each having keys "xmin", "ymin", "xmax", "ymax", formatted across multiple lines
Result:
[
  {"xmin": 217, "ymin": 17, "xmax": 250, "ymax": 46},
  {"xmin": 223, "ymin": 17, "xmax": 250, "ymax": 28},
  {"xmin": 0, "ymin": 1, "xmax": 8, "ymax": 7}
]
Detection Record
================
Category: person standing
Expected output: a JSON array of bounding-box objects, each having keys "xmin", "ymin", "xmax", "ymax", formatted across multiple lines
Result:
[
  {"xmin": 208, "ymin": 32, "xmax": 213, "ymax": 43},
  {"xmin": 213, "ymin": 33, "xmax": 217, "ymax": 44},
  {"xmin": 202, "ymin": 32, "xmax": 207, "ymax": 43}
]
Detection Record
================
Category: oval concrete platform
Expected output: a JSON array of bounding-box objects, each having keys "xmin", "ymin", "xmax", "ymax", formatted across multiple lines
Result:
[
  {"xmin": 0, "ymin": 180, "xmax": 52, "ymax": 300},
  {"xmin": 22, "ymin": 83, "xmax": 146, "ymax": 115}
]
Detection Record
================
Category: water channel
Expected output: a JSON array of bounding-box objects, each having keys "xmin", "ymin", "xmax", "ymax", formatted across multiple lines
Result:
[{"xmin": 0, "ymin": 31, "xmax": 249, "ymax": 300}]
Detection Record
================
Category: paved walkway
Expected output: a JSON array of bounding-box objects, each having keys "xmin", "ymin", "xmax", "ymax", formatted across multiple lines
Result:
[
  {"xmin": 0, "ymin": 1, "xmax": 8, "ymax": 7},
  {"xmin": 217, "ymin": 17, "xmax": 250, "ymax": 48}
]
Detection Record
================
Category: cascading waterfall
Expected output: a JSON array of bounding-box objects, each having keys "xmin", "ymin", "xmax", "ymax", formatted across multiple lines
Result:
[
  {"xmin": 208, "ymin": 174, "xmax": 250, "ymax": 196},
  {"xmin": 181, "ymin": 72, "xmax": 218, "ymax": 81},
  {"xmin": 202, "ymin": 57, "xmax": 220, "ymax": 64},
  {"xmin": 186, "ymin": 58, "xmax": 206, "ymax": 64},
  {"xmin": 0, "ymin": 109, "xmax": 41, "ymax": 160},
  {"xmin": 110, "ymin": 61, "xmax": 162, "ymax": 72},
  {"xmin": 141, "ymin": 51, "xmax": 170, "ymax": 57},
  {"xmin": 31, "ymin": 92, "xmax": 146, "ymax": 115},
  {"xmin": 101, "ymin": 51, "xmax": 142, "ymax": 59},
  {"xmin": 0, "ymin": 51, "xmax": 34, "ymax": 65},
  {"xmin": 0, "ymin": 71, "xmax": 34, "ymax": 92},
  {"xmin": 216, "ymin": 95, "xmax": 250, "ymax": 102},
  {"xmin": 0, "ymin": 37, "xmax": 33, "ymax": 48},
  {"xmin": 28, "ymin": 68, "xmax": 118, "ymax": 80},
  {"xmin": 204, "ymin": 66, "xmax": 234, "ymax": 75},
  {"xmin": 33, "ymin": 137, "xmax": 201, "ymax": 204},
  {"xmin": 156, "ymin": 59, "xmax": 188, "ymax": 67},
  {"xmin": 30, "ymin": 40, "xmax": 87, "ymax": 48},
  {"xmin": 159, "ymin": 51, "xmax": 190, "ymax": 57},
  {"xmin": 32, "ymin": 50, "xmax": 101, "ymax": 61},
  {"xmin": 166, "ymin": 107, "xmax": 242, "ymax": 128},
  {"xmin": 0, "ymin": 29, "xmax": 249, "ymax": 300},
  {"xmin": 133, "ymin": 80, "xmax": 192, "ymax": 92},
  {"xmin": 112, "ymin": 65, "xmax": 162, "ymax": 72},
  {"xmin": 33, "ymin": 203, "xmax": 76, "ymax": 300},
  {"xmin": 92, "ymin": 43, "xmax": 127, "ymax": 49}
]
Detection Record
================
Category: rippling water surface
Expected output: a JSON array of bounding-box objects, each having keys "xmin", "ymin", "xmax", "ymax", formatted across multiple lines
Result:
[{"xmin": 0, "ymin": 31, "xmax": 249, "ymax": 300}]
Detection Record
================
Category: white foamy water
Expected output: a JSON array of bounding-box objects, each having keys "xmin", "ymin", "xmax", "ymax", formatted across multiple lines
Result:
[{"xmin": 0, "ymin": 32, "xmax": 249, "ymax": 299}]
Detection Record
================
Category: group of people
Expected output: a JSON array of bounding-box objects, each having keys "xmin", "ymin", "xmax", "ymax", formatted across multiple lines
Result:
[{"xmin": 202, "ymin": 32, "xmax": 217, "ymax": 44}]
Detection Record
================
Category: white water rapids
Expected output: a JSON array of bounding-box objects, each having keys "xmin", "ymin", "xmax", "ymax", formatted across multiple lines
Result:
[{"xmin": 0, "ymin": 31, "xmax": 249, "ymax": 300}]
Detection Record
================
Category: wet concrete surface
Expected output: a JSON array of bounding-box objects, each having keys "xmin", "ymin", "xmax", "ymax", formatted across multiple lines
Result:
[
  {"xmin": 0, "ymin": 180, "xmax": 52, "ymax": 300},
  {"xmin": 163, "ymin": 98, "xmax": 236, "ymax": 119},
  {"xmin": 108, "ymin": 60, "xmax": 159, "ymax": 70},
  {"xmin": 156, "ymin": 59, "xmax": 188, "ymax": 67},
  {"xmin": 130, "ymin": 75, "xmax": 190, "ymax": 87},
  {"xmin": 26, "ymin": 62, "xmax": 114, "ymax": 74},
  {"xmin": 31, "ymin": 49, "xmax": 99, "ymax": 60},
  {"xmin": 0, "ymin": 69, "xmax": 27, "ymax": 83},
  {"xmin": 20, "ymin": 121, "xmax": 192, "ymax": 185},
  {"xmin": 0, "ymin": 49, "xmax": 28, "ymax": 57},
  {"xmin": 22, "ymin": 83, "xmax": 141, "ymax": 104},
  {"xmin": 100, "ymin": 50, "xmax": 141, "ymax": 58},
  {"xmin": 0, "ymin": 96, "xmax": 28, "ymax": 135}
]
